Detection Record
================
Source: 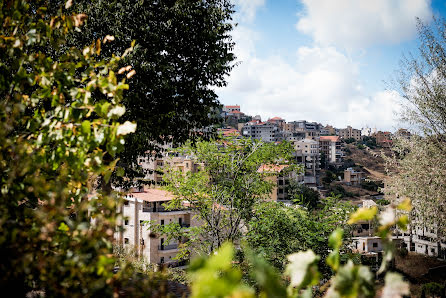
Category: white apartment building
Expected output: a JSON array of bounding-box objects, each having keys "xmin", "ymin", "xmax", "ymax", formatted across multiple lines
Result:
[
  {"xmin": 319, "ymin": 136, "xmax": 342, "ymax": 165},
  {"xmin": 117, "ymin": 188, "xmax": 198, "ymax": 266}
]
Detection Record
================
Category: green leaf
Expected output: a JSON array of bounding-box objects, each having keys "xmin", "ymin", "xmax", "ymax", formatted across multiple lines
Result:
[
  {"xmin": 329, "ymin": 228, "xmax": 344, "ymax": 250},
  {"xmin": 81, "ymin": 120, "xmax": 91, "ymax": 136},
  {"xmin": 348, "ymin": 206, "xmax": 377, "ymax": 224},
  {"xmin": 58, "ymin": 222, "xmax": 69, "ymax": 232}
]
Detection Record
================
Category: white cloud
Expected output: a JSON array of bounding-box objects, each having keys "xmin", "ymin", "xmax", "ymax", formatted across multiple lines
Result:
[
  {"xmin": 233, "ymin": 0, "xmax": 265, "ymax": 22},
  {"xmin": 217, "ymin": 27, "xmax": 402, "ymax": 130},
  {"xmin": 296, "ymin": 0, "xmax": 432, "ymax": 48}
]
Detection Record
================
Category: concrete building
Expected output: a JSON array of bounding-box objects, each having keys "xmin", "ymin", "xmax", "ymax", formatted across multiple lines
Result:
[
  {"xmin": 321, "ymin": 125, "xmax": 337, "ymax": 136},
  {"xmin": 343, "ymin": 167, "xmax": 364, "ymax": 186},
  {"xmin": 352, "ymin": 237, "xmax": 383, "ymax": 253},
  {"xmin": 294, "ymin": 139, "xmax": 320, "ymax": 188},
  {"xmin": 396, "ymin": 222, "xmax": 446, "ymax": 259},
  {"xmin": 338, "ymin": 126, "xmax": 362, "ymax": 141},
  {"xmin": 373, "ymin": 131, "xmax": 393, "ymax": 147},
  {"xmin": 241, "ymin": 122, "xmax": 280, "ymax": 143},
  {"xmin": 257, "ymin": 164, "xmax": 302, "ymax": 202},
  {"xmin": 117, "ymin": 188, "xmax": 198, "ymax": 266},
  {"xmin": 319, "ymin": 136, "xmax": 342, "ymax": 165},
  {"xmin": 222, "ymin": 105, "xmax": 240, "ymax": 114},
  {"xmin": 139, "ymin": 152, "xmax": 202, "ymax": 185},
  {"xmin": 284, "ymin": 121, "xmax": 322, "ymax": 140}
]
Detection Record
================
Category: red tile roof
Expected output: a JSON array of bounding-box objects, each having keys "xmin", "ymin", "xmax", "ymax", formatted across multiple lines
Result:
[
  {"xmin": 129, "ymin": 188, "xmax": 174, "ymax": 202},
  {"xmin": 225, "ymin": 105, "xmax": 240, "ymax": 109},
  {"xmin": 230, "ymin": 110, "xmax": 242, "ymax": 114},
  {"xmin": 320, "ymin": 136, "xmax": 340, "ymax": 142},
  {"xmin": 268, "ymin": 117, "xmax": 284, "ymax": 121}
]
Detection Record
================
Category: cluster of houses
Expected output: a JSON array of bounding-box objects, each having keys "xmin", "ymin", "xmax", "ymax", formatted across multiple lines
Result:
[{"xmin": 114, "ymin": 104, "xmax": 444, "ymax": 268}]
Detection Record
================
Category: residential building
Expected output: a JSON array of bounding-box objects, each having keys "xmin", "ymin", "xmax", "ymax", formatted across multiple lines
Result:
[
  {"xmin": 222, "ymin": 105, "xmax": 240, "ymax": 114},
  {"xmin": 284, "ymin": 121, "xmax": 322, "ymax": 140},
  {"xmin": 319, "ymin": 136, "xmax": 342, "ymax": 165},
  {"xmin": 139, "ymin": 152, "xmax": 202, "ymax": 185},
  {"xmin": 267, "ymin": 117, "xmax": 286, "ymax": 130},
  {"xmin": 294, "ymin": 139, "xmax": 320, "ymax": 188},
  {"xmin": 373, "ymin": 131, "xmax": 393, "ymax": 147},
  {"xmin": 395, "ymin": 128, "xmax": 411, "ymax": 139},
  {"xmin": 241, "ymin": 122, "xmax": 280, "ymax": 142},
  {"xmin": 257, "ymin": 164, "xmax": 302, "ymax": 202},
  {"xmin": 117, "ymin": 188, "xmax": 198, "ymax": 266},
  {"xmin": 338, "ymin": 126, "xmax": 362, "ymax": 141},
  {"xmin": 321, "ymin": 125, "xmax": 337, "ymax": 136},
  {"xmin": 396, "ymin": 221, "xmax": 446, "ymax": 259},
  {"xmin": 343, "ymin": 167, "xmax": 364, "ymax": 186},
  {"xmin": 351, "ymin": 237, "xmax": 383, "ymax": 254}
]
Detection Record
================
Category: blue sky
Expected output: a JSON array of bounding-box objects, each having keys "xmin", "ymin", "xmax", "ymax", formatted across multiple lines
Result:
[{"xmin": 216, "ymin": 0, "xmax": 446, "ymax": 131}]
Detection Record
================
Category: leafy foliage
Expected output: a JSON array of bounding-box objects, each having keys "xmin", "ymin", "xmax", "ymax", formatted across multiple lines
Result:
[
  {"xmin": 160, "ymin": 138, "xmax": 298, "ymax": 255},
  {"xmin": 69, "ymin": 0, "xmax": 237, "ymax": 187},
  {"xmin": 288, "ymin": 182, "xmax": 320, "ymax": 209},
  {"xmin": 0, "ymin": 1, "xmax": 163, "ymax": 295}
]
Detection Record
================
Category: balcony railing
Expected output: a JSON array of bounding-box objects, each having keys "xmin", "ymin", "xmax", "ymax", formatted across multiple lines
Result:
[
  {"xmin": 158, "ymin": 244, "xmax": 178, "ymax": 251},
  {"xmin": 180, "ymin": 223, "xmax": 190, "ymax": 228}
]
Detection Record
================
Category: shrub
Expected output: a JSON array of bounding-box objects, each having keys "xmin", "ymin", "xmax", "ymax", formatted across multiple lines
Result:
[{"xmin": 421, "ymin": 282, "xmax": 445, "ymax": 298}]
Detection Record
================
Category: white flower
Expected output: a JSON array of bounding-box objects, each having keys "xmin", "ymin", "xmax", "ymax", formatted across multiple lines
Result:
[
  {"xmin": 117, "ymin": 121, "xmax": 137, "ymax": 136},
  {"xmin": 108, "ymin": 106, "xmax": 126, "ymax": 118}
]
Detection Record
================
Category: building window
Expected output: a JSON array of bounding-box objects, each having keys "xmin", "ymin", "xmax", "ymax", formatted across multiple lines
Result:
[
  {"xmin": 124, "ymin": 238, "xmax": 129, "ymax": 244},
  {"xmin": 124, "ymin": 200, "xmax": 129, "ymax": 206},
  {"xmin": 161, "ymin": 219, "xmax": 164, "ymax": 225},
  {"xmin": 125, "ymin": 219, "xmax": 129, "ymax": 225},
  {"xmin": 160, "ymin": 257, "xmax": 164, "ymax": 264},
  {"xmin": 372, "ymin": 242, "xmax": 378, "ymax": 248}
]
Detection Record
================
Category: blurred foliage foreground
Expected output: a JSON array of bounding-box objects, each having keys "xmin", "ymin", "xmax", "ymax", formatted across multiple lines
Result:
[
  {"xmin": 0, "ymin": 1, "xmax": 166, "ymax": 296},
  {"xmin": 0, "ymin": 1, "xmax": 414, "ymax": 297}
]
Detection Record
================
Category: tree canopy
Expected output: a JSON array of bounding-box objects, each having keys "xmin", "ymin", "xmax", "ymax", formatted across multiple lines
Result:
[{"xmin": 69, "ymin": 0, "xmax": 237, "ymax": 187}]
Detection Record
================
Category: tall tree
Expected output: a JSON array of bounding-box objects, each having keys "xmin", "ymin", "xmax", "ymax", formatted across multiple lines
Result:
[
  {"xmin": 388, "ymin": 17, "xmax": 446, "ymax": 255},
  {"xmin": 70, "ymin": 0, "xmax": 236, "ymax": 187},
  {"xmin": 159, "ymin": 138, "xmax": 298, "ymax": 255}
]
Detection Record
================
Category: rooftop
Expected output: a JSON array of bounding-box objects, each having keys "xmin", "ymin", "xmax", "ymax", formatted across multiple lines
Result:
[
  {"xmin": 128, "ymin": 188, "xmax": 174, "ymax": 202},
  {"xmin": 319, "ymin": 136, "xmax": 340, "ymax": 142}
]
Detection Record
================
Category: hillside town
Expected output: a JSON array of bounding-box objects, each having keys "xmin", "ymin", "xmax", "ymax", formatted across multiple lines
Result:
[
  {"xmin": 115, "ymin": 104, "xmax": 445, "ymax": 281},
  {"xmin": 3, "ymin": 1, "xmax": 446, "ymax": 297}
]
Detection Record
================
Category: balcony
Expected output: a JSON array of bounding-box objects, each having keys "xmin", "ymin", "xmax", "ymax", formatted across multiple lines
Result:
[
  {"xmin": 158, "ymin": 244, "xmax": 179, "ymax": 251},
  {"xmin": 180, "ymin": 223, "xmax": 190, "ymax": 228}
]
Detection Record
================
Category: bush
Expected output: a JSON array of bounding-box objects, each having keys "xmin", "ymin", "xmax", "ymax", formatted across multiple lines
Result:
[
  {"xmin": 421, "ymin": 282, "xmax": 445, "ymax": 298},
  {"xmin": 398, "ymin": 247, "xmax": 408, "ymax": 257},
  {"xmin": 357, "ymin": 144, "xmax": 365, "ymax": 149},
  {"xmin": 376, "ymin": 199, "xmax": 390, "ymax": 206}
]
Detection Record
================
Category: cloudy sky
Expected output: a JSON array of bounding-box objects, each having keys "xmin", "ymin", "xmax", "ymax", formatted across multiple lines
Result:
[{"xmin": 216, "ymin": 0, "xmax": 446, "ymax": 131}]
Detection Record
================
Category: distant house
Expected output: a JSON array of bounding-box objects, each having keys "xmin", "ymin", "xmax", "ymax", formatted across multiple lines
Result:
[
  {"xmin": 343, "ymin": 167, "xmax": 364, "ymax": 186},
  {"xmin": 338, "ymin": 126, "xmax": 362, "ymax": 141},
  {"xmin": 352, "ymin": 236, "xmax": 383, "ymax": 253},
  {"xmin": 373, "ymin": 131, "xmax": 393, "ymax": 147}
]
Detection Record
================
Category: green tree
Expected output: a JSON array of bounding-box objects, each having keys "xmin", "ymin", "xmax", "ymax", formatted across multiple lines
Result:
[
  {"xmin": 287, "ymin": 181, "xmax": 320, "ymax": 209},
  {"xmin": 69, "ymin": 0, "xmax": 236, "ymax": 187},
  {"xmin": 159, "ymin": 138, "xmax": 298, "ymax": 255},
  {"xmin": 0, "ymin": 1, "xmax": 164, "ymax": 295},
  {"xmin": 246, "ymin": 202, "xmax": 313, "ymax": 270},
  {"xmin": 388, "ymin": 17, "xmax": 446, "ymax": 250}
]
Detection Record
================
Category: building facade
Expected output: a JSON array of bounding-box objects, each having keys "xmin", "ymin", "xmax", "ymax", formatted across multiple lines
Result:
[
  {"xmin": 117, "ymin": 188, "xmax": 198, "ymax": 266},
  {"xmin": 338, "ymin": 126, "xmax": 362, "ymax": 141},
  {"xmin": 319, "ymin": 136, "xmax": 342, "ymax": 165}
]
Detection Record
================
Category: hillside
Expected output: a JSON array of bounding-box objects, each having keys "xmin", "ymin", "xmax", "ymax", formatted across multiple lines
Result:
[{"xmin": 344, "ymin": 143, "xmax": 393, "ymax": 181}]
